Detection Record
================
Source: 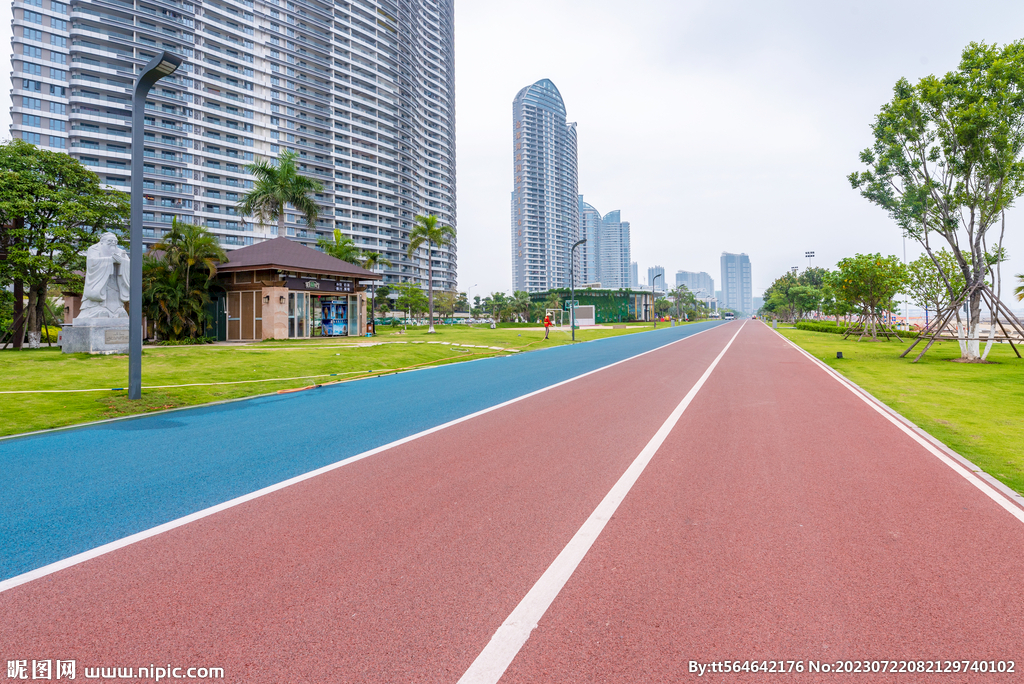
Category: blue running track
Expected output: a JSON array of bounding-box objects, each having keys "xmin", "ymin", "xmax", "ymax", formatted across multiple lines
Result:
[{"xmin": 0, "ymin": 321, "xmax": 724, "ymax": 581}]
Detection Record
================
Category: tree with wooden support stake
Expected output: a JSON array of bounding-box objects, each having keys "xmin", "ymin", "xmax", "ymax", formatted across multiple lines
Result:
[
  {"xmin": 850, "ymin": 40, "xmax": 1024, "ymax": 361},
  {"xmin": 830, "ymin": 254, "xmax": 906, "ymax": 342}
]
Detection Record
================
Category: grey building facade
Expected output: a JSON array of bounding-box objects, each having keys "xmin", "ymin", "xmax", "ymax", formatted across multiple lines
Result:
[
  {"xmin": 578, "ymin": 196, "xmax": 630, "ymax": 289},
  {"xmin": 511, "ymin": 78, "xmax": 579, "ymax": 292},
  {"xmin": 675, "ymin": 270, "xmax": 714, "ymax": 299},
  {"xmin": 8, "ymin": 0, "xmax": 457, "ymax": 290},
  {"xmin": 720, "ymin": 252, "xmax": 752, "ymax": 313},
  {"xmin": 647, "ymin": 264, "xmax": 665, "ymax": 292}
]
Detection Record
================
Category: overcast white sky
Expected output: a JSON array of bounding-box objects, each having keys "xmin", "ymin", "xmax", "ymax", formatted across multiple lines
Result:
[{"xmin": 5, "ymin": 1, "xmax": 1024, "ymax": 306}]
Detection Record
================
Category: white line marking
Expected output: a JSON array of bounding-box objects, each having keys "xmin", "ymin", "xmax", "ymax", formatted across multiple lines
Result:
[
  {"xmin": 457, "ymin": 322, "xmax": 746, "ymax": 684},
  {"xmin": 771, "ymin": 327, "xmax": 1024, "ymax": 525},
  {"xmin": 0, "ymin": 324, "xmax": 726, "ymax": 594}
]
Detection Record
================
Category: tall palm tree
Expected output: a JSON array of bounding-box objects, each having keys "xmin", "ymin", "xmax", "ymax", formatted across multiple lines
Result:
[
  {"xmin": 360, "ymin": 251, "xmax": 392, "ymax": 333},
  {"xmin": 407, "ymin": 213, "xmax": 455, "ymax": 333},
  {"xmin": 238, "ymin": 150, "xmax": 322, "ymax": 237},
  {"xmin": 318, "ymin": 229, "xmax": 361, "ymax": 264}
]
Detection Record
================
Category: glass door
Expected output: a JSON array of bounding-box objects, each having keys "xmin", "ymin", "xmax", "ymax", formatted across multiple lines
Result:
[{"xmin": 288, "ymin": 292, "xmax": 310, "ymax": 338}]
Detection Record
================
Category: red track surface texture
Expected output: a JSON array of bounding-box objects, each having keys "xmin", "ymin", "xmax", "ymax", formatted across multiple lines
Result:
[{"xmin": 3, "ymin": 323, "xmax": 1024, "ymax": 683}]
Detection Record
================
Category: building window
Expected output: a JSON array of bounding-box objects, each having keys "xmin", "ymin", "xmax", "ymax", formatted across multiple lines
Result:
[
  {"xmin": 24, "ymin": 28, "xmax": 43, "ymax": 41},
  {"xmin": 49, "ymin": 18, "xmax": 67, "ymax": 31},
  {"xmin": 21, "ymin": 131, "xmax": 41, "ymax": 145},
  {"xmin": 23, "ymin": 45, "xmax": 41, "ymax": 58},
  {"xmin": 24, "ymin": 11, "xmax": 43, "ymax": 24},
  {"xmin": 23, "ymin": 97, "xmax": 41, "ymax": 109},
  {"xmin": 23, "ymin": 114, "xmax": 41, "ymax": 127},
  {"xmin": 49, "ymin": 102, "xmax": 65, "ymax": 114},
  {"xmin": 48, "ymin": 136, "xmax": 65, "ymax": 148}
]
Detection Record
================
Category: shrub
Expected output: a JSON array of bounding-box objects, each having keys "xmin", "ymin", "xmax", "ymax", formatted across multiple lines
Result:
[{"xmin": 153, "ymin": 336, "xmax": 215, "ymax": 346}]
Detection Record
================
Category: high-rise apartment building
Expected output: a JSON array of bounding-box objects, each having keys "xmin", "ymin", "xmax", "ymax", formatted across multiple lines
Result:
[
  {"xmin": 720, "ymin": 252, "xmax": 752, "ymax": 313},
  {"xmin": 511, "ymin": 78, "xmax": 578, "ymax": 292},
  {"xmin": 675, "ymin": 270, "xmax": 714, "ymax": 299},
  {"xmin": 629, "ymin": 261, "xmax": 638, "ymax": 288},
  {"xmin": 8, "ymin": 0, "xmax": 456, "ymax": 290},
  {"xmin": 577, "ymin": 196, "xmax": 630, "ymax": 288},
  {"xmin": 647, "ymin": 265, "xmax": 665, "ymax": 292}
]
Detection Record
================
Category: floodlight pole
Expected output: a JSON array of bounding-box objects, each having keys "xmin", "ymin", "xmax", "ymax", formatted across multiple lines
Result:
[
  {"xmin": 129, "ymin": 51, "xmax": 183, "ymax": 400},
  {"xmin": 570, "ymin": 238, "xmax": 586, "ymax": 341},
  {"xmin": 652, "ymin": 272, "xmax": 662, "ymax": 327}
]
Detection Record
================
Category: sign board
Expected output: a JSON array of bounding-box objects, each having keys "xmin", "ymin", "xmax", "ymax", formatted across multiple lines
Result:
[
  {"xmin": 104, "ymin": 328, "xmax": 130, "ymax": 344},
  {"xmin": 285, "ymin": 276, "xmax": 353, "ymax": 293}
]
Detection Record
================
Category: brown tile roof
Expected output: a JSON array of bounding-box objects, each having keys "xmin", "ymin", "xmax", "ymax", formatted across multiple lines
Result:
[{"xmin": 217, "ymin": 237, "xmax": 381, "ymax": 280}]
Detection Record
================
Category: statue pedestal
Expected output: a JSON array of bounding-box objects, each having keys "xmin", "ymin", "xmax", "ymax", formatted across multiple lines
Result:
[{"xmin": 61, "ymin": 318, "xmax": 130, "ymax": 355}]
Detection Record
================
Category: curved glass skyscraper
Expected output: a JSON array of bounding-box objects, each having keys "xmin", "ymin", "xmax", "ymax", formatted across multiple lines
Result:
[
  {"xmin": 511, "ymin": 78, "xmax": 578, "ymax": 292},
  {"xmin": 9, "ymin": 0, "xmax": 456, "ymax": 291}
]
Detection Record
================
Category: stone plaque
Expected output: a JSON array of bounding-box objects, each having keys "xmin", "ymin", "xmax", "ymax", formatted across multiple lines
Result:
[{"xmin": 104, "ymin": 328, "xmax": 130, "ymax": 344}]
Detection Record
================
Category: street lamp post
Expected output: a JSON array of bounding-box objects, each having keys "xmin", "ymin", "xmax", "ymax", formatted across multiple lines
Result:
[
  {"xmin": 570, "ymin": 238, "xmax": 586, "ymax": 341},
  {"xmin": 129, "ymin": 51, "xmax": 183, "ymax": 400},
  {"xmin": 652, "ymin": 272, "xmax": 662, "ymax": 327}
]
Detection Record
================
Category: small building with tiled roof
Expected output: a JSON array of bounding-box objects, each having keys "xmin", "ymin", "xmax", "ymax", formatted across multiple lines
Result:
[{"xmin": 210, "ymin": 237, "xmax": 382, "ymax": 341}]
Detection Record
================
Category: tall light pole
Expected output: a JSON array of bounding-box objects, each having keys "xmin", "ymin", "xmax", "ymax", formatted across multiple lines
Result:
[
  {"xmin": 570, "ymin": 238, "xmax": 586, "ymax": 341},
  {"xmin": 652, "ymin": 272, "xmax": 662, "ymax": 328},
  {"xmin": 805, "ymin": 251, "xmax": 814, "ymax": 269},
  {"xmin": 129, "ymin": 51, "xmax": 183, "ymax": 400}
]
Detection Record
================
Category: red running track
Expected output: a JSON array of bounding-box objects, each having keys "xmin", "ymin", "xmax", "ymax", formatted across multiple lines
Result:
[{"xmin": 2, "ymin": 322, "xmax": 1023, "ymax": 683}]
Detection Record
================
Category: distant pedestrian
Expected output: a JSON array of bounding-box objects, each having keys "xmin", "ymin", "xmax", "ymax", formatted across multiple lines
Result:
[{"xmin": 544, "ymin": 313, "xmax": 551, "ymax": 339}]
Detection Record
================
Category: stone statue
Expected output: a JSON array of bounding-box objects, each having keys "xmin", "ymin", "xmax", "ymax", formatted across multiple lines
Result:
[{"xmin": 77, "ymin": 232, "xmax": 130, "ymax": 319}]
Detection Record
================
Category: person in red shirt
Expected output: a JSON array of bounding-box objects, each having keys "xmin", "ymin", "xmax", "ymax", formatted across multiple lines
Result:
[{"xmin": 544, "ymin": 313, "xmax": 551, "ymax": 339}]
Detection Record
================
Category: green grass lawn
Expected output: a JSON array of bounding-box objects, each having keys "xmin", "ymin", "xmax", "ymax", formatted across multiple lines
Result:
[
  {"xmin": 0, "ymin": 322, "xmax": 673, "ymax": 437},
  {"xmin": 774, "ymin": 326, "xmax": 1024, "ymax": 494}
]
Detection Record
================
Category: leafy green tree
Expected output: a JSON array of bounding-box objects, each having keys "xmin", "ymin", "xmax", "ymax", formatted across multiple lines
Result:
[
  {"xmin": 0, "ymin": 139, "xmax": 130, "ymax": 346},
  {"xmin": 832, "ymin": 254, "xmax": 907, "ymax": 340},
  {"xmin": 317, "ymin": 229, "xmax": 361, "ymax": 264},
  {"xmin": 239, "ymin": 150, "xmax": 322, "ymax": 237},
  {"xmin": 142, "ymin": 220, "xmax": 226, "ymax": 341},
  {"xmin": 905, "ymin": 249, "xmax": 966, "ymax": 317},
  {"xmin": 407, "ymin": 213, "xmax": 456, "ymax": 333},
  {"xmin": 394, "ymin": 282, "xmax": 428, "ymax": 321},
  {"xmin": 849, "ymin": 41, "xmax": 1024, "ymax": 358}
]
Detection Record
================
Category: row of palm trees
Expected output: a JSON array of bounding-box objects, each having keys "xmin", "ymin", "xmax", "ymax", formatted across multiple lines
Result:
[{"xmin": 239, "ymin": 150, "xmax": 455, "ymax": 333}]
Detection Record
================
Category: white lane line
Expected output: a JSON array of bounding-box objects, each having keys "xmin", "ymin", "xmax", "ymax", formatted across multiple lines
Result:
[
  {"xmin": 0, "ymin": 324, "xmax": 726, "ymax": 595},
  {"xmin": 771, "ymin": 328, "xmax": 1024, "ymax": 525},
  {"xmin": 458, "ymin": 322, "xmax": 746, "ymax": 684}
]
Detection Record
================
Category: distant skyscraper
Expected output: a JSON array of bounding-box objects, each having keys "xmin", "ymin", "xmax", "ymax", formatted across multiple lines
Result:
[
  {"xmin": 511, "ymin": 79, "xmax": 579, "ymax": 292},
  {"xmin": 9, "ymin": 0, "xmax": 458, "ymax": 291},
  {"xmin": 675, "ymin": 270, "xmax": 715, "ymax": 299},
  {"xmin": 647, "ymin": 265, "xmax": 666, "ymax": 292},
  {"xmin": 578, "ymin": 196, "xmax": 630, "ymax": 288},
  {"xmin": 579, "ymin": 196, "xmax": 600, "ymax": 284},
  {"xmin": 720, "ymin": 252, "xmax": 753, "ymax": 313},
  {"xmin": 630, "ymin": 261, "xmax": 639, "ymax": 288}
]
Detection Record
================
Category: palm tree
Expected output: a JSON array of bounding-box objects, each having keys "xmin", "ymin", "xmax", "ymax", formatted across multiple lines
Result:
[
  {"xmin": 145, "ymin": 220, "xmax": 227, "ymax": 340},
  {"xmin": 511, "ymin": 290, "xmax": 531, "ymax": 323},
  {"xmin": 154, "ymin": 218, "xmax": 226, "ymax": 298},
  {"xmin": 360, "ymin": 251, "xmax": 392, "ymax": 334},
  {"xmin": 1016, "ymin": 274, "xmax": 1024, "ymax": 301},
  {"xmin": 407, "ymin": 213, "xmax": 455, "ymax": 333},
  {"xmin": 238, "ymin": 150, "xmax": 322, "ymax": 237},
  {"xmin": 318, "ymin": 229, "xmax": 361, "ymax": 264}
]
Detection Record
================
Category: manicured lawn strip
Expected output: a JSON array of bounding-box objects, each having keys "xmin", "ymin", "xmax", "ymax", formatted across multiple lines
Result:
[
  {"xmin": 775, "ymin": 326, "xmax": 1024, "ymax": 495},
  {"xmin": 0, "ymin": 322, "xmax": 675, "ymax": 436}
]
